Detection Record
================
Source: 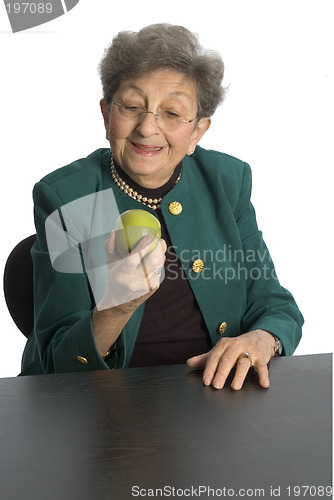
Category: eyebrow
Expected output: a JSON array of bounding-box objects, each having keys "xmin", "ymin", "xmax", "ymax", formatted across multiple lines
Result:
[{"xmin": 122, "ymin": 85, "xmax": 192, "ymax": 101}]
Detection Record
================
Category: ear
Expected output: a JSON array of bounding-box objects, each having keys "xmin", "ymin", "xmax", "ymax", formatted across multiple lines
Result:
[
  {"xmin": 188, "ymin": 118, "xmax": 211, "ymax": 155},
  {"xmin": 100, "ymin": 99, "xmax": 111, "ymax": 139}
]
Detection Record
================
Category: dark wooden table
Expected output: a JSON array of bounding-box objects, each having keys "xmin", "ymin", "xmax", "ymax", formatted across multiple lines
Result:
[{"xmin": 0, "ymin": 354, "xmax": 332, "ymax": 500}]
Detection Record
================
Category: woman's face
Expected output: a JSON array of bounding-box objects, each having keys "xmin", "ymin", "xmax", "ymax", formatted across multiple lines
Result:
[{"xmin": 100, "ymin": 69, "xmax": 211, "ymax": 188}]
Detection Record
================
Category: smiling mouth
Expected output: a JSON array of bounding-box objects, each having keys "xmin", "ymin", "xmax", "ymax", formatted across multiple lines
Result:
[{"xmin": 131, "ymin": 142, "xmax": 164, "ymax": 154}]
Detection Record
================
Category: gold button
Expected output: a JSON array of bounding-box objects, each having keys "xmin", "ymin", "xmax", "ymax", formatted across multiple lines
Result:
[
  {"xmin": 102, "ymin": 349, "xmax": 111, "ymax": 360},
  {"xmin": 77, "ymin": 356, "xmax": 88, "ymax": 364},
  {"xmin": 218, "ymin": 322, "xmax": 227, "ymax": 335},
  {"xmin": 169, "ymin": 201, "xmax": 183, "ymax": 215},
  {"xmin": 192, "ymin": 259, "xmax": 204, "ymax": 273}
]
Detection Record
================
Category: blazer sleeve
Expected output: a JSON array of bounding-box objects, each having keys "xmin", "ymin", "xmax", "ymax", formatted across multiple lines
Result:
[
  {"xmin": 23, "ymin": 181, "xmax": 120, "ymax": 374},
  {"xmin": 236, "ymin": 163, "xmax": 304, "ymax": 355}
]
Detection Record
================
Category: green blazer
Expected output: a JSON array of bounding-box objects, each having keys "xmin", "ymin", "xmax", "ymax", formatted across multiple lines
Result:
[{"xmin": 20, "ymin": 147, "xmax": 303, "ymax": 375}]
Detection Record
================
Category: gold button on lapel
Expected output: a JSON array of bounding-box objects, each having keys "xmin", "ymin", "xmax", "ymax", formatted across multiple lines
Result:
[
  {"xmin": 77, "ymin": 356, "xmax": 88, "ymax": 364},
  {"xmin": 168, "ymin": 201, "xmax": 183, "ymax": 215},
  {"xmin": 218, "ymin": 322, "xmax": 227, "ymax": 335},
  {"xmin": 192, "ymin": 259, "xmax": 204, "ymax": 273}
]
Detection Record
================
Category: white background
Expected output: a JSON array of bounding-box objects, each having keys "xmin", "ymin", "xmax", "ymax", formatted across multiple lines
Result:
[{"xmin": 0, "ymin": 0, "xmax": 333, "ymax": 378}]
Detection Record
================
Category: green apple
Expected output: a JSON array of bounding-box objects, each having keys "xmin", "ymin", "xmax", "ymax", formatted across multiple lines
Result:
[{"xmin": 115, "ymin": 209, "xmax": 161, "ymax": 257}]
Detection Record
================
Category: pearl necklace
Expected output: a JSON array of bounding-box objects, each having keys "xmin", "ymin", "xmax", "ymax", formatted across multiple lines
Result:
[{"xmin": 110, "ymin": 155, "xmax": 181, "ymax": 211}]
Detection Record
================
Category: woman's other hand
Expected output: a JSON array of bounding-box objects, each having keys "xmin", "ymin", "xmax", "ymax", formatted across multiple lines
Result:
[{"xmin": 186, "ymin": 330, "xmax": 276, "ymax": 390}]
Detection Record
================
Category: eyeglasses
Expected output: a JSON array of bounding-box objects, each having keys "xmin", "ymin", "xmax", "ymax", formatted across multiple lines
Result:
[{"xmin": 111, "ymin": 101, "xmax": 198, "ymax": 132}]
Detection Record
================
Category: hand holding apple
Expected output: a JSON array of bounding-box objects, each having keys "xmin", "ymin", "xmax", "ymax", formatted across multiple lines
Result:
[{"xmin": 97, "ymin": 223, "xmax": 166, "ymax": 311}]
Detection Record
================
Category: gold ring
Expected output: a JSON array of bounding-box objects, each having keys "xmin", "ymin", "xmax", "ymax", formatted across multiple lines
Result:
[{"xmin": 239, "ymin": 352, "xmax": 253, "ymax": 367}]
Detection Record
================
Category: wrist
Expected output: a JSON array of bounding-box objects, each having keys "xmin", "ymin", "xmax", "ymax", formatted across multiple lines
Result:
[
  {"xmin": 92, "ymin": 306, "xmax": 133, "ymax": 357},
  {"xmin": 267, "ymin": 332, "xmax": 283, "ymax": 357}
]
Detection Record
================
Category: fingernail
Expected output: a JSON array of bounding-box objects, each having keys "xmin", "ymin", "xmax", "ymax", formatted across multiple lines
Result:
[
  {"xmin": 203, "ymin": 377, "xmax": 211, "ymax": 386},
  {"xmin": 145, "ymin": 234, "xmax": 155, "ymax": 243},
  {"xmin": 213, "ymin": 380, "xmax": 223, "ymax": 390}
]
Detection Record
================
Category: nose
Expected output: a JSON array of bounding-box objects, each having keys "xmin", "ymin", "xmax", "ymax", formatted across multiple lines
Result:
[{"xmin": 136, "ymin": 110, "xmax": 160, "ymax": 136}]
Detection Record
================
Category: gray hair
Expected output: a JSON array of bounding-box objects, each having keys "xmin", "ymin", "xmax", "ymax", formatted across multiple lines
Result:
[{"xmin": 98, "ymin": 24, "xmax": 226, "ymax": 118}]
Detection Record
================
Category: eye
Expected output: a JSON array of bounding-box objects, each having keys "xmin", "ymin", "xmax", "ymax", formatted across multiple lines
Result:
[
  {"xmin": 164, "ymin": 110, "xmax": 181, "ymax": 119},
  {"xmin": 124, "ymin": 106, "xmax": 141, "ymax": 112}
]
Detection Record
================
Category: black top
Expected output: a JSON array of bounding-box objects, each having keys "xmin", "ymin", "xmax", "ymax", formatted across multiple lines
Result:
[{"xmin": 113, "ymin": 161, "xmax": 212, "ymax": 367}]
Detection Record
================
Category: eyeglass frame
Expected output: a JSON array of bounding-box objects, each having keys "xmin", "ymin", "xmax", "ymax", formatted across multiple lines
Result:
[{"xmin": 111, "ymin": 101, "xmax": 199, "ymax": 128}]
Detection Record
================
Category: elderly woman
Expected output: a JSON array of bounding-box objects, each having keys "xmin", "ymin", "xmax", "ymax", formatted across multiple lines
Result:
[{"xmin": 21, "ymin": 24, "xmax": 303, "ymax": 389}]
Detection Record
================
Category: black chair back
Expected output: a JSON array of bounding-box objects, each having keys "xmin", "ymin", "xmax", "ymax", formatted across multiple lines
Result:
[{"xmin": 3, "ymin": 235, "xmax": 36, "ymax": 338}]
